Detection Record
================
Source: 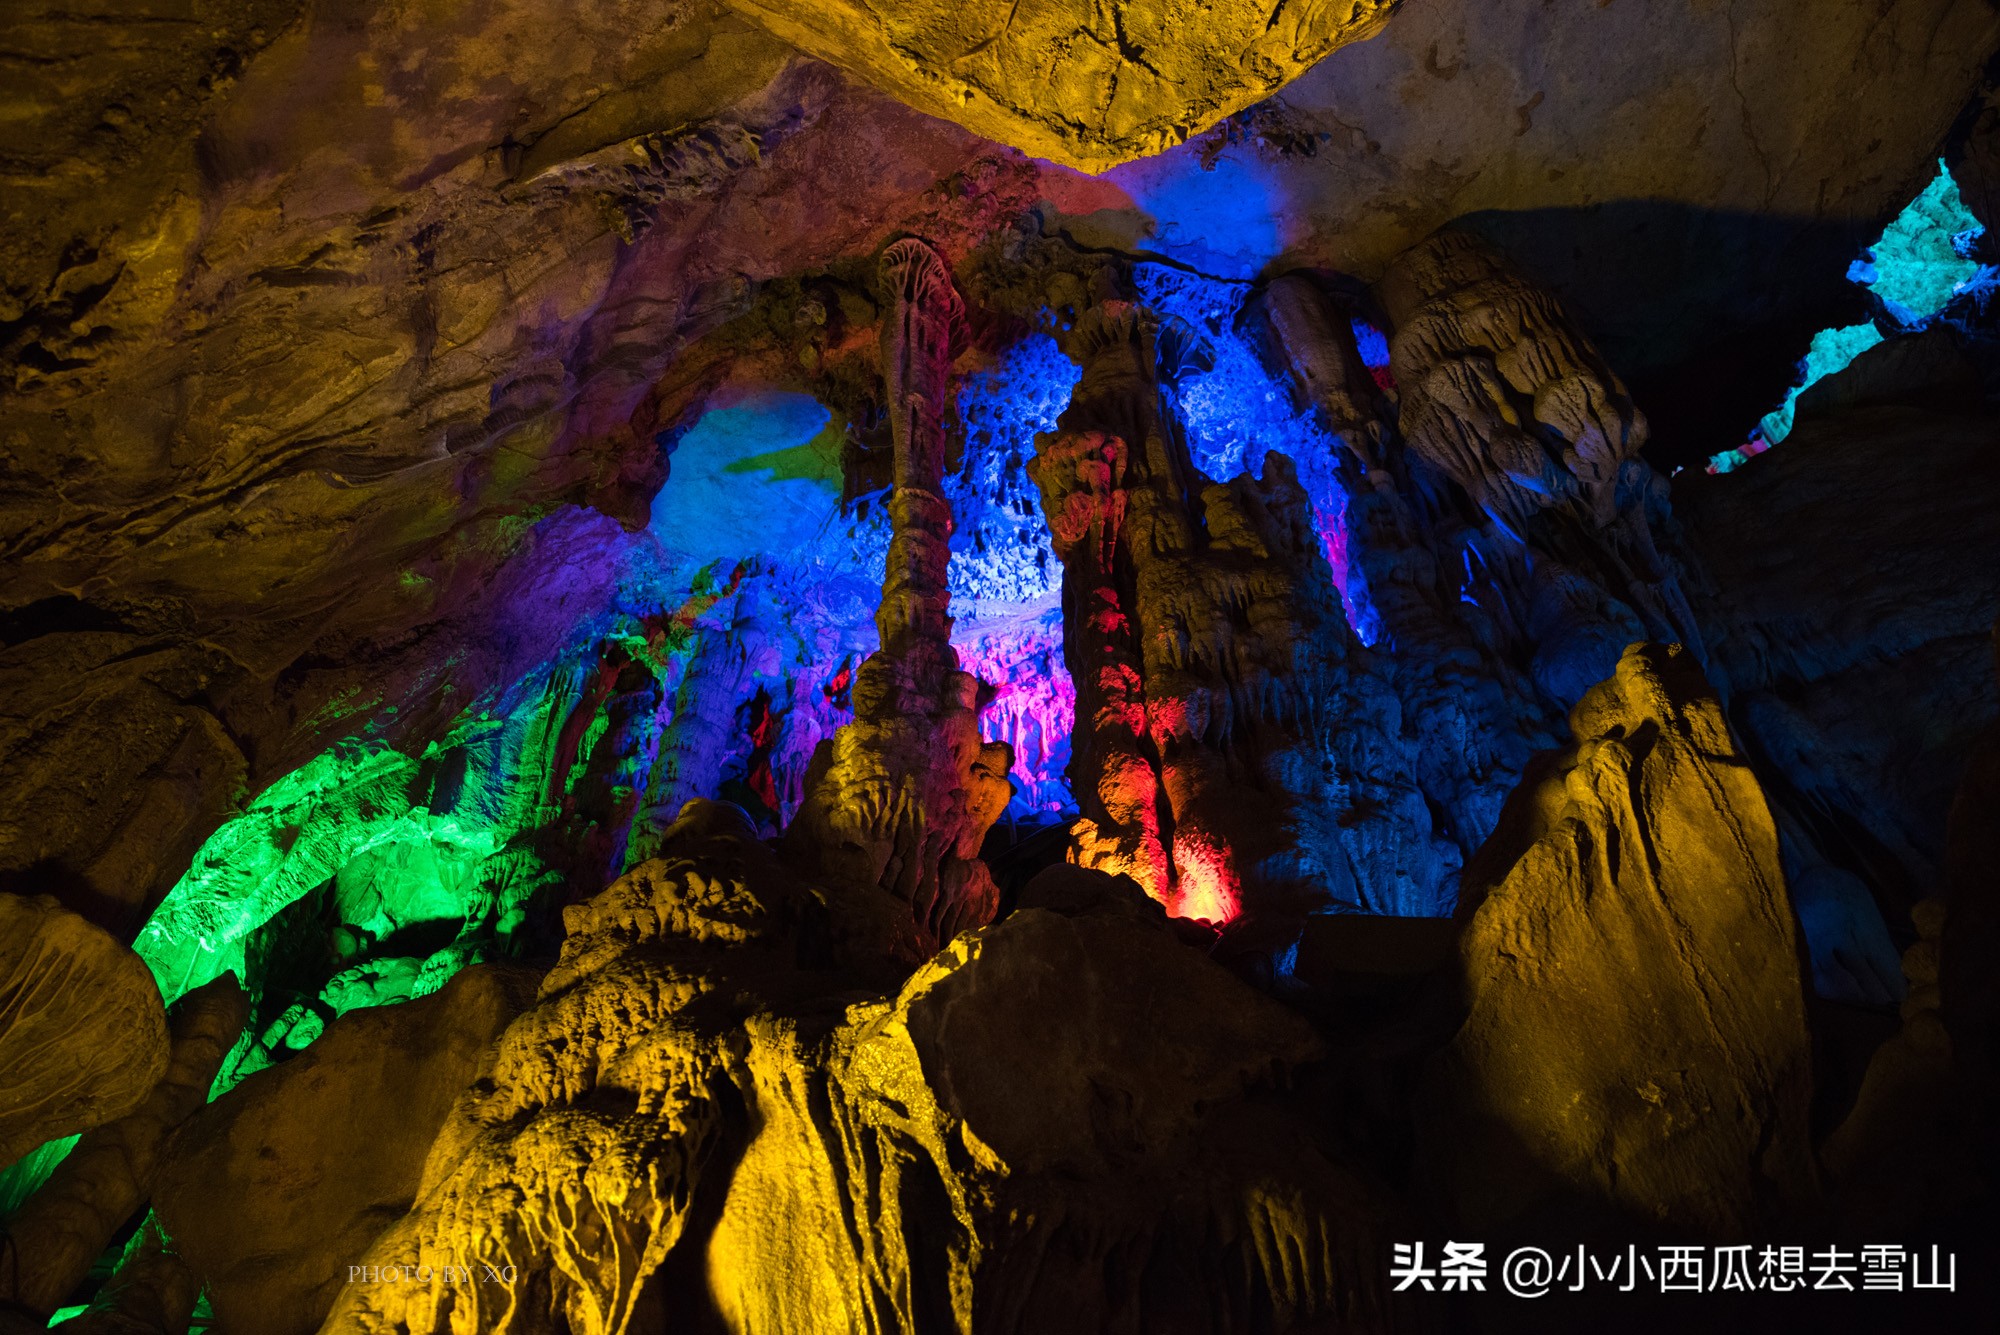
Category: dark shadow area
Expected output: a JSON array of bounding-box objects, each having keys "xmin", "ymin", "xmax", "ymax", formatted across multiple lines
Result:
[{"xmin": 1453, "ymin": 201, "xmax": 1881, "ymax": 472}]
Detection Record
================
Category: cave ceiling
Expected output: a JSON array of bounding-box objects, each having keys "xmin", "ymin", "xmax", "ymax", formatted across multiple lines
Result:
[
  {"xmin": 0, "ymin": 0, "xmax": 1993, "ymax": 918},
  {"xmin": 5, "ymin": 2, "xmax": 2000, "ymax": 1329}
]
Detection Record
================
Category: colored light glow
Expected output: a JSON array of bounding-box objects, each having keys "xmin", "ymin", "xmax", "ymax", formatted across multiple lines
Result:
[
  {"xmin": 649, "ymin": 390, "xmax": 846, "ymax": 564},
  {"xmin": 948, "ymin": 334, "xmax": 1078, "ymax": 607},
  {"xmin": 0, "ymin": 1134, "xmax": 78, "ymax": 1221},
  {"xmin": 1351, "ymin": 318, "xmax": 1393, "ymax": 380},
  {"xmin": 130, "ymin": 357, "xmax": 1088, "ymax": 1075},
  {"xmin": 1134, "ymin": 264, "xmax": 1379, "ymax": 643},
  {"xmin": 1864, "ymin": 162, "xmax": 1990, "ymax": 323},
  {"xmin": 1754, "ymin": 321, "xmax": 1884, "ymax": 447},
  {"xmin": 1170, "ymin": 832, "xmax": 1240, "ymax": 925},
  {"xmin": 135, "ymin": 279, "xmax": 1376, "ymax": 1068},
  {"xmin": 952, "ymin": 593, "xmax": 1074, "ymax": 816},
  {"xmin": 1711, "ymin": 160, "xmax": 1993, "ymax": 471},
  {"xmin": 1101, "ymin": 147, "xmax": 1286, "ymax": 280}
]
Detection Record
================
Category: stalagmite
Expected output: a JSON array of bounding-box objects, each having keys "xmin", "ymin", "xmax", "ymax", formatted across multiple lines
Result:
[
  {"xmin": 320, "ymin": 801, "xmax": 1407, "ymax": 1335},
  {"xmin": 785, "ymin": 238, "xmax": 1014, "ymax": 953},
  {"xmin": 1426, "ymin": 644, "xmax": 1815, "ymax": 1236},
  {"xmin": 2, "ymin": 17, "xmax": 1995, "ymax": 1322}
]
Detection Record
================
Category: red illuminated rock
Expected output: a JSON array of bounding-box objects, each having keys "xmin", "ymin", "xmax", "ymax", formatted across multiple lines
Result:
[{"xmin": 1029, "ymin": 298, "xmax": 1450, "ymax": 944}]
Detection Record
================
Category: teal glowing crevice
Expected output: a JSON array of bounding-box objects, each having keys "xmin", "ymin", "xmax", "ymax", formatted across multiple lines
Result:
[
  {"xmin": 1748, "ymin": 321, "xmax": 1884, "ymax": 449},
  {"xmin": 1710, "ymin": 160, "xmax": 1991, "ymax": 473},
  {"xmin": 1859, "ymin": 162, "xmax": 1991, "ymax": 322}
]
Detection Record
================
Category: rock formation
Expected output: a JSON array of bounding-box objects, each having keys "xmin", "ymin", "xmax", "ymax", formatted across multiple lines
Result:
[
  {"xmin": 150, "ymin": 965, "xmax": 541, "ymax": 1335},
  {"xmin": 722, "ymin": 0, "xmax": 1401, "ymax": 171},
  {"xmin": 0, "ymin": 976, "xmax": 244, "ymax": 1315},
  {"xmin": 786, "ymin": 240, "xmax": 1014, "ymax": 956},
  {"xmin": 0, "ymin": 896, "xmax": 170, "ymax": 1171},
  {"xmin": 2, "ymin": 2, "xmax": 1998, "ymax": 1328},
  {"xmin": 1427, "ymin": 644, "xmax": 1815, "ymax": 1237},
  {"xmin": 32, "ymin": 1213, "xmax": 201, "ymax": 1335},
  {"xmin": 1258, "ymin": 269, "xmax": 1558, "ymax": 861},
  {"xmin": 1029, "ymin": 296, "xmax": 1451, "ymax": 944},
  {"xmin": 322, "ymin": 805, "xmax": 1405, "ymax": 1335},
  {"xmin": 1381, "ymin": 231, "xmax": 1704, "ymax": 668}
]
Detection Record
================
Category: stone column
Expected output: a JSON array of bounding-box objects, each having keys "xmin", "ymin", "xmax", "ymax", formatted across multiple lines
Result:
[{"xmin": 785, "ymin": 240, "xmax": 1012, "ymax": 955}]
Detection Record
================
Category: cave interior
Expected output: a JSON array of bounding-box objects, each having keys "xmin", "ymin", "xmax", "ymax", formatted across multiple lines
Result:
[{"xmin": 4, "ymin": 1, "xmax": 2000, "ymax": 1332}]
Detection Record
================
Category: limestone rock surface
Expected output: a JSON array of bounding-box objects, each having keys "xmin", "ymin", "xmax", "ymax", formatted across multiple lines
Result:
[
  {"xmin": 320, "ymin": 806, "xmax": 1402, "ymax": 1335},
  {"xmin": 1679, "ymin": 387, "xmax": 2000, "ymax": 920},
  {"xmin": 724, "ymin": 0, "xmax": 1400, "ymax": 171},
  {"xmin": 1382, "ymin": 230, "xmax": 1702, "ymax": 662},
  {"xmin": 1031, "ymin": 299, "xmax": 1453, "ymax": 936},
  {"xmin": 0, "ymin": 893, "xmax": 170, "ymax": 1170},
  {"xmin": 0, "ymin": 975, "xmax": 245, "ymax": 1315},
  {"xmin": 0, "ymin": 634, "xmax": 246, "ymax": 936},
  {"xmin": 152, "ymin": 963, "xmax": 542, "ymax": 1335},
  {"xmin": 1428, "ymin": 644, "xmax": 1815, "ymax": 1236},
  {"xmin": 1056, "ymin": 0, "xmax": 1998, "ymax": 456}
]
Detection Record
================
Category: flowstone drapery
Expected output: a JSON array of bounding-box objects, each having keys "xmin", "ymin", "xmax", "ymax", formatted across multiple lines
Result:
[
  {"xmin": 1380, "ymin": 231, "xmax": 1706, "ymax": 674},
  {"xmin": 1028, "ymin": 298, "xmax": 1454, "ymax": 947}
]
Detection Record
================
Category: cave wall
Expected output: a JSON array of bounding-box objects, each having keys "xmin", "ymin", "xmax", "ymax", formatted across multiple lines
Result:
[{"xmin": 4, "ymin": 1, "xmax": 2000, "ymax": 1329}]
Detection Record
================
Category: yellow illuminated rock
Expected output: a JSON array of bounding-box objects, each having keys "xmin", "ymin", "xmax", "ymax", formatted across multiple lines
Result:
[
  {"xmin": 1428, "ymin": 643, "xmax": 1817, "ymax": 1237},
  {"xmin": 0, "ymin": 894, "xmax": 170, "ymax": 1171},
  {"xmin": 723, "ymin": 0, "xmax": 1401, "ymax": 171}
]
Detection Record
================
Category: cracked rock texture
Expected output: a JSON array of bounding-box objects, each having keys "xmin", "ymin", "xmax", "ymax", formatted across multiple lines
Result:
[
  {"xmin": 3, "ymin": 0, "xmax": 1993, "ymax": 939},
  {"xmin": 723, "ymin": 0, "xmax": 1401, "ymax": 171},
  {"xmin": 1, "ymin": 1, "xmax": 1998, "ymax": 1328},
  {"xmin": 1081, "ymin": 0, "xmax": 2000, "ymax": 459}
]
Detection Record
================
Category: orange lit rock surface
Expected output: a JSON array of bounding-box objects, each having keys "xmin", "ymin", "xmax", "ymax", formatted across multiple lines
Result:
[{"xmin": 0, "ymin": 894, "xmax": 169, "ymax": 1170}]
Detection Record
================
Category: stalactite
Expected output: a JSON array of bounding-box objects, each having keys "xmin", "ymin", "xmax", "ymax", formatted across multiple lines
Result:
[
  {"xmin": 1030, "ymin": 296, "xmax": 1454, "ymax": 951},
  {"xmin": 1380, "ymin": 230, "xmax": 1707, "ymax": 671}
]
